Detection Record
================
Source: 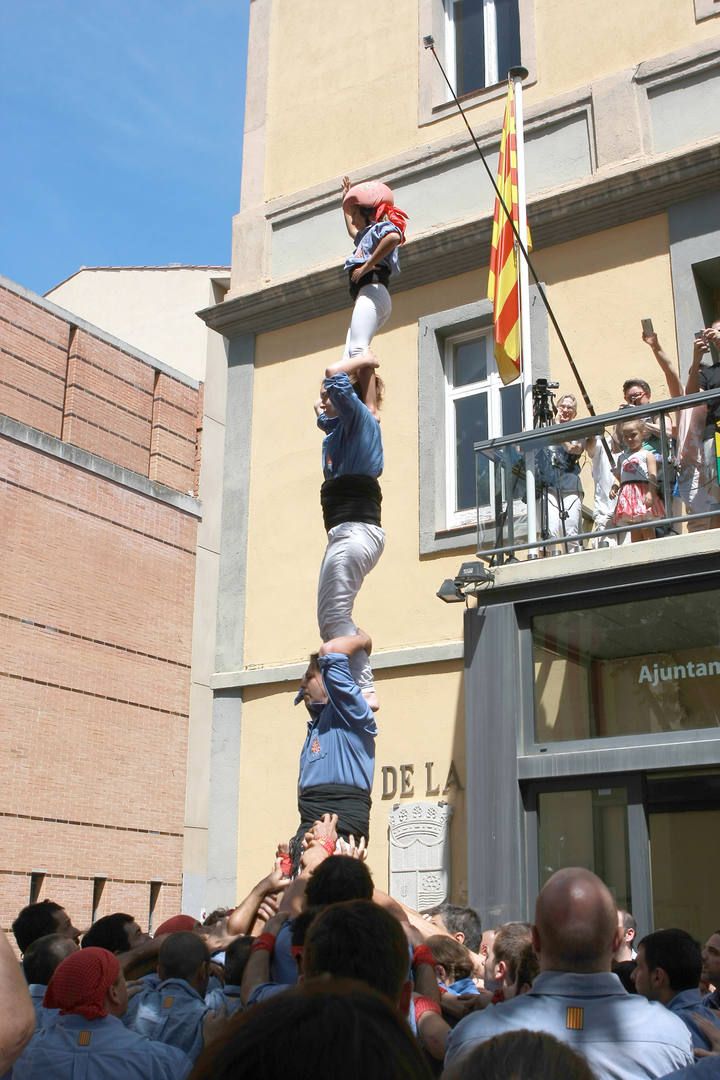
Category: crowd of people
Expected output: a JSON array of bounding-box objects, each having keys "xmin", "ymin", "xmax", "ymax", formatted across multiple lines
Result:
[
  {"xmin": 1, "ymin": 838, "xmax": 719, "ymax": 1078},
  {"xmin": 538, "ymin": 324, "xmax": 720, "ymax": 554}
]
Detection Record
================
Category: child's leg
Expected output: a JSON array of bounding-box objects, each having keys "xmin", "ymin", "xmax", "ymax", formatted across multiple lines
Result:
[{"xmin": 346, "ymin": 284, "xmax": 392, "ymax": 358}]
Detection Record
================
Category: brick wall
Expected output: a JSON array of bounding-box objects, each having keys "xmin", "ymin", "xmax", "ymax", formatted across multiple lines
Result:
[
  {"xmin": 0, "ymin": 282, "xmax": 201, "ymax": 495},
  {"xmin": 0, "ymin": 281, "xmax": 201, "ymax": 946}
]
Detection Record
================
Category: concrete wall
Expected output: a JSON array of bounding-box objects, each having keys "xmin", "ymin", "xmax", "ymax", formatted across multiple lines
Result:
[
  {"xmin": 47, "ymin": 268, "xmax": 229, "ymax": 383},
  {"xmin": 261, "ymin": 0, "xmax": 720, "ymax": 200}
]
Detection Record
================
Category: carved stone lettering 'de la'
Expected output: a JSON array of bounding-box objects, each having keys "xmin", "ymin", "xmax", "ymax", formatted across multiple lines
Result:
[
  {"xmin": 381, "ymin": 761, "xmax": 463, "ymax": 799},
  {"xmin": 388, "ymin": 802, "xmax": 454, "ymax": 912}
]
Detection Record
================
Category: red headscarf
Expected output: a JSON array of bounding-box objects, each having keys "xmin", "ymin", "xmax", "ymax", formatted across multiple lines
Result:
[
  {"xmin": 154, "ymin": 914, "xmax": 199, "ymax": 937},
  {"xmin": 44, "ymin": 947, "xmax": 120, "ymax": 1021},
  {"xmin": 373, "ymin": 202, "xmax": 408, "ymax": 242}
]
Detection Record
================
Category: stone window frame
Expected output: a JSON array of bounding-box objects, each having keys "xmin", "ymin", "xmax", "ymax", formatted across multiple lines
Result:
[
  {"xmin": 418, "ymin": 0, "xmax": 537, "ymax": 127},
  {"xmin": 418, "ymin": 290, "xmax": 548, "ymax": 555},
  {"xmin": 694, "ymin": 0, "xmax": 720, "ymax": 21}
]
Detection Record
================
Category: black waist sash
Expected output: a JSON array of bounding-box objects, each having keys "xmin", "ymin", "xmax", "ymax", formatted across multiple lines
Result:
[
  {"xmin": 321, "ymin": 474, "xmax": 382, "ymax": 531},
  {"xmin": 298, "ymin": 783, "xmax": 372, "ymax": 841},
  {"xmin": 290, "ymin": 784, "xmax": 372, "ymax": 872},
  {"xmin": 348, "ymin": 266, "xmax": 390, "ymax": 300}
]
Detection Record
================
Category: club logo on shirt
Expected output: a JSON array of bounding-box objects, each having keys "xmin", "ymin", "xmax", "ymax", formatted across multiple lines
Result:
[
  {"xmin": 311, "ymin": 737, "xmax": 321, "ymax": 755},
  {"xmin": 566, "ymin": 1006, "xmax": 584, "ymax": 1030},
  {"xmin": 163, "ymin": 996, "xmax": 175, "ymax": 1010},
  {"xmin": 78, "ymin": 1031, "xmax": 92, "ymax": 1046}
]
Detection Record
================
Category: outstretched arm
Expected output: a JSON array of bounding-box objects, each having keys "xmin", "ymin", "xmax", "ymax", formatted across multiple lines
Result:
[
  {"xmin": 240, "ymin": 912, "xmax": 288, "ymax": 1006},
  {"xmin": 341, "ymin": 176, "xmax": 358, "ymax": 239},
  {"xmin": 319, "ymin": 629, "xmax": 372, "ymax": 658},
  {"xmin": 0, "ymin": 932, "xmax": 35, "ymax": 1072},
  {"xmin": 643, "ymin": 331, "xmax": 682, "ymax": 399},
  {"xmin": 686, "ymin": 334, "xmax": 708, "ymax": 395},
  {"xmin": 226, "ymin": 860, "xmax": 290, "ymax": 937},
  {"xmin": 325, "ymin": 354, "xmax": 379, "ymax": 380}
]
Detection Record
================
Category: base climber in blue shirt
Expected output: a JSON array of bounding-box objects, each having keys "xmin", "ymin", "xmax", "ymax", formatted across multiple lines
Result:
[{"xmin": 289, "ymin": 630, "xmax": 377, "ymax": 873}]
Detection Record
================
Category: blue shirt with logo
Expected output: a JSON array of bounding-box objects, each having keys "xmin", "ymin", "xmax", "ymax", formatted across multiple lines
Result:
[
  {"xmin": 317, "ymin": 373, "xmax": 383, "ymax": 480},
  {"xmin": 12, "ymin": 1013, "xmax": 191, "ymax": 1079},
  {"xmin": 297, "ymin": 653, "xmax": 377, "ymax": 793},
  {"xmin": 445, "ymin": 971, "xmax": 694, "ymax": 1079}
]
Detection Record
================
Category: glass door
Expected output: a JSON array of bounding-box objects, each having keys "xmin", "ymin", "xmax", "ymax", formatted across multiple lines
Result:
[{"xmin": 525, "ymin": 774, "xmax": 652, "ymax": 935}]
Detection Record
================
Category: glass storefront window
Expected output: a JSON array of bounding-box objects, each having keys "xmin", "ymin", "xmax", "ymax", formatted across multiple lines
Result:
[
  {"xmin": 532, "ymin": 590, "xmax": 720, "ymax": 743},
  {"xmin": 538, "ymin": 787, "xmax": 630, "ymax": 909},
  {"xmin": 647, "ymin": 770, "xmax": 720, "ymax": 941}
]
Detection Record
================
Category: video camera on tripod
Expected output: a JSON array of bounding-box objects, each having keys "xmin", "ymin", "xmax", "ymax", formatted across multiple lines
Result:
[{"xmin": 532, "ymin": 378, "xmax": 560, "ymax": 429}]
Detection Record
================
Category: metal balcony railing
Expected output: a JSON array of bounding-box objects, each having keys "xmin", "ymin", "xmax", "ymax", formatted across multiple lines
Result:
[{"xmin": 473, "ymin": 387, "xmax": 720, "ymax": 563}]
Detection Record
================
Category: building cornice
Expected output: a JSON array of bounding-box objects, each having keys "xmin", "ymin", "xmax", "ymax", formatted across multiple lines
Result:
[
  {"xmin": 199, "ymin": 140, "xmax": 720, "ymax": 339},
  {"xmin": 210, "ymin": 639, "xmax": 464, "ymax": 690}
]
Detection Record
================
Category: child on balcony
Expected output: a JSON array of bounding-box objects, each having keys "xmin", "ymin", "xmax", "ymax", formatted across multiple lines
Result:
[{"xmin": 610, "ymin": 419, "xmax": 665, "ymax": 542}]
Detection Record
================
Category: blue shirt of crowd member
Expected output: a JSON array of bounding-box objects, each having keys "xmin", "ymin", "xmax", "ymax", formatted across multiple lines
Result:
[
  {"xmin": 443, "ymin": 975, "xmax": 480, "ymax": 996},
  {"xmin": 297, "ymin": 653, "xmax": 377, "ymax": 794},
  {"xmin": 317, "ymin": 373, "xmax": 383, "ymax": 480},
  {"xmin": 343, "ymin": 221, "xmax": 402, "ymax": 276},
  {"xmin": 124, "ymin": 977, "xmax": 209, "ymax": 1062},
  {"xmin": 12, "ymin": 1013, "xmax": 192, "ymax": 1080},
  {"xmin": 659, "ymin": 1056, "xmax": 720, "ymax": 1080},
  {"xmin": 205, "ymin": 984, "xmax": 243, "ymax": 1017},
  {"xmin": 445, "ymin": 971, "xmax": 694, "ymax": 1079},
  {"xmin": 27, "ymin": 984, "xmax": 58, "ymax": 1028},
  {"xmin": 666, "ymin": 987, "xmax": 720, "ymax": 1051}
]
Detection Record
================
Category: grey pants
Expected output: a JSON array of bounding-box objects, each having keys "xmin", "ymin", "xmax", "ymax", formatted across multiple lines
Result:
[{"xmin": 317, "ymin": 521, "xmax": 385, "ymax": 693}]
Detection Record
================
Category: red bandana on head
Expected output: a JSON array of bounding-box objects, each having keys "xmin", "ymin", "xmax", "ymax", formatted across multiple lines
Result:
[
  {"xmin": 373, "ymin": 202, "xmax": 408, "ymax": 242},
  {"xmin": 44, "ymin": 947, "xmax": 119, "ymax": 1021},
  {"xmin": 154, "ymin": 915, "xmax": 198, "ymax": 937}
]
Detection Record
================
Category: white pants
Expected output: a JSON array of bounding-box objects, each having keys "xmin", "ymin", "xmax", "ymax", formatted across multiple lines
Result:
[
  {"xmin": 678, "ymin": 436, "xmax": 720, "ymax": 517},
  {"xmin": 545, "ymin": 491, "xmax": 583, "ymax": 553},
  {"xmin": 343, "ymin": 283, "xmax": 392, "ymax": 359},
  {"xmin": 317, "ymin": 521, "xmax": 385, "ymax": 693}
]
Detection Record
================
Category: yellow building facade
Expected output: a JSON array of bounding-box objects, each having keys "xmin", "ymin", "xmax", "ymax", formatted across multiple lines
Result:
[{"xmin": 200, "ymin": 0, "xmax": 720, "ymax": 929}]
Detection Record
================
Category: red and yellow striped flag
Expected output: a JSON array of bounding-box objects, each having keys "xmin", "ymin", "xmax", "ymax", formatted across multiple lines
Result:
[{"xmin": 487, "ymin": 82, "xmax": 530, "ymax": 386}]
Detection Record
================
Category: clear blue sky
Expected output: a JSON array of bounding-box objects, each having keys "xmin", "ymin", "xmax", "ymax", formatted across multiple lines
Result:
[{"xmin": 0, "ymin": 1, "xmax": 249, "ymax": 295}]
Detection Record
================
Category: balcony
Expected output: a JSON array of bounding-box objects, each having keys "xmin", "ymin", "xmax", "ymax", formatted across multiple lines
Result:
[{"xmin": 437, "ymin": 388, "xmax": 720, "ymax": 605}]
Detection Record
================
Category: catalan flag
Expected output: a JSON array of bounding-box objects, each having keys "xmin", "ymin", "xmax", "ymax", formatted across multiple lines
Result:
[{"xmin": 487, "ymin": 82, "xmax": 529, "ymax": 386}]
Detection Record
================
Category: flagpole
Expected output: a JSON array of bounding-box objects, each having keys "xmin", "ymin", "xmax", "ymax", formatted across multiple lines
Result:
[{"xmin": 510, "ymin": 66, "xmax": 537, "ymax": 552}]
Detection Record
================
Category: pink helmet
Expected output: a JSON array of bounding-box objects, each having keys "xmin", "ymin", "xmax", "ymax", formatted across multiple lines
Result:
[{"xmin": 342, "ymin": 180, "xmax": 395, "ymax": 212}]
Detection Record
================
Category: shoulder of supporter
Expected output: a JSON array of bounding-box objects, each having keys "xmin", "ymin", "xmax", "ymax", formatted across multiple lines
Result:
[
  {"xmin": 317, "ymin": 653, "xmax": 376, "ymax": 731},
  {"xmin": 323, "ymin": 373, "xmax": 372, "ymax": 426}
]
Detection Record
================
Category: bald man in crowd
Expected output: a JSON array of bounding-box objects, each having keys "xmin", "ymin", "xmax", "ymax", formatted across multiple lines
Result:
[
  {"xmin": 21, "ymin": 933, "xmax": 78, "ymax": 1027},
  {"xmin": 445, "ymin": 868, "xmax": 694, "ymax": 1078},
  {"xmin": 123, "ymin": 932, "xmax": 213, "ymax": 1062}
]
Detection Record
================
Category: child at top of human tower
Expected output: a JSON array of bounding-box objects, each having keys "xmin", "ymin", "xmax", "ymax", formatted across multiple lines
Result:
[{"xmin": 340, "ymin": 176, "xmax": 408, "ymax": 361}]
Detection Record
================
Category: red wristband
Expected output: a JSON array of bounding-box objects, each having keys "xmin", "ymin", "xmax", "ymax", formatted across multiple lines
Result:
[
  {"xmin": 414, "ymin": 995, "xmax": 442, "ymax": 1023},
  {"xmin": 318, "ymin": 837, "xmax": 335, "ymax": 855},
  {"xmin": 278, "ymin": 853, "xmax": 293, "ymax": 877},
  {"xmin": 413, "ymin": 944, "xmax": 436, "ymax": 968},
  {"xmin": 251, "ymin": 932, "xmax": 276, "ymax": 954}
]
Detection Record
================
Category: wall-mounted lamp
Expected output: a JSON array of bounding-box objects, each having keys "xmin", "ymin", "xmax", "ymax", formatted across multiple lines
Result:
[{"xmin": 436, "ymin": 560, "xmax": 494, "ymax": 603}]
